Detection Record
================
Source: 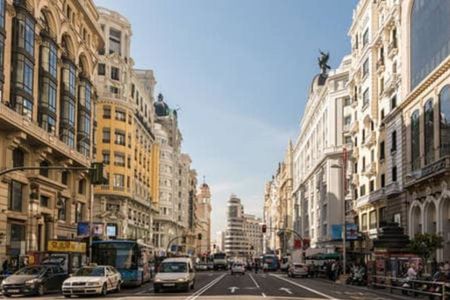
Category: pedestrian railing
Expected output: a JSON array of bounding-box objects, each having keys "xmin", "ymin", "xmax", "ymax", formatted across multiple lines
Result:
[{"xmin": 369, "ymin": 275, "xmax": 450, "ymax": 300}]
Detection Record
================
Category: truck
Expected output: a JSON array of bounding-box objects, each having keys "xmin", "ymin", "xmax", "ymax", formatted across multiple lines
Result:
[{"xmin": 212, "ymin": 253, "xmax": 228, "ymax": 270}]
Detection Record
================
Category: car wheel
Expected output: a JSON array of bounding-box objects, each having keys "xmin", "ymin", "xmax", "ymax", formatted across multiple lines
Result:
[
  {"xmin": 64, "ymin": 295, "xmax": 71, "ymax": 298},
  {"xmin": 191, "ymin": 280, "xmax": 195, "ymax": 290},
  {"xmin": 154, "ymin": 286, "xmax": 160, "ymax": 293},
  {"xmin": 3, "ymin": 293, "xmax": 11, "ymax": 298},
  {"xmin": 37, "ymin": 284, "xmax": 45, "ymax": 296},
  {"xmin": 101, "ymin": 283, "xmax": 107, "ymax": 296},
  {"xmin": 116, "ymin": 281, "xmax": 122, "ymax": 292}
]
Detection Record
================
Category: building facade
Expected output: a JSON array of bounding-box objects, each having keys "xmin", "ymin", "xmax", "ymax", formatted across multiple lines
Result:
[
  {"xmin": 93, "ymin": 7, "xmax": 157, "ymax": 244},
  {"xmin": 195, "ymin": 183, "xmax": 211, "ymax": 256},
  {"xmin": 243, "ymin": 214, "xmax": 263, "ymax": 259},
  {"xmin": 225, "ymin": 195, "xmax": 247, "ymax": 257},
  {"xmin": 0, "ymin": 0, "xmax": 103, "ymax": 265},
  {"xmin": 292, "ymin": 56, "xmax": 351, "ymax": 250}
]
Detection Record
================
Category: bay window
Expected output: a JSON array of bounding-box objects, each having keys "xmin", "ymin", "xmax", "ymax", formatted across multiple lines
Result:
[
  {"xmin": 424, "ymin": 99, "xmax": 434, "ymax": 164},
  {"xmin": 60, "ymin": 60, "xmax": 76, "ymax": 148},
  {"xmin": 39, "ymin": 38, "xmax": 57, "ymax": 132},
  {"xmin": 411, "ymin": 110, "xmax": 420, "ymax": 170},
  {"xmin": 440, "ymin": 85, "xmax": 450, "ymax": 157}
]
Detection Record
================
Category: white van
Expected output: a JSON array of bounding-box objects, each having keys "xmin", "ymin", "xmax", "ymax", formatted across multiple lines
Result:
[{"xmin": 153, "ymin": 258, "xmax": 195, "ymax": 293}]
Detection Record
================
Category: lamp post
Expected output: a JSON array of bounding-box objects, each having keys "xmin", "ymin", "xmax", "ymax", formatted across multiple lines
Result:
[{"xmin": 331, "ymin": 156, "xmax": 347, "ymax": 276}]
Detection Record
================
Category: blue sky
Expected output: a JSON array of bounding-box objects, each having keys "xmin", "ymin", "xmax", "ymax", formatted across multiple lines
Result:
[{"xmin": 94, "ymin": 0, "xmax": 358, "ymax": 239}]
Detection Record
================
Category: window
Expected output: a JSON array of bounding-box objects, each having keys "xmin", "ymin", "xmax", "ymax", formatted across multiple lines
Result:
[
  {"xmin": 369, "ymin": 180, "xmax": 374, "ymax": 192},
  {"xmin": 440, "ymin": 86, "xmax": 450, "ymax": 156},
  {"xmin": 369, "ymin": 210, "xmax": 377, "ymax": 229},
  {"xmin": 114, "ymin": 153, "xmax": 125, "ymax": 166},
  {"xmin": 381, "ymin": 173, "xmax": 385, "ymax": 188},
  {"xmin": 380, "ymin": 141, "xmax": 385, "ymax": 160},
  {"xmin": 360, "ymin": 184, "xmax": 366, "ymax": 197},
  {"xmin": 391, "ymin": 130, "xmax": 397, "ymax": 152},
  {"xmin": 110, "ymin": 86, "xmax": 119, "ymax": 95},
  {"xmin": 39, "ymin": 160, "xmax": 49, "ymax": 177},
  {"xmin": 131, "ymin": 84, "xmax": 135, "ymax": 98},
  {"xmin": 111, "ymin": 66, "xmax": 120, "ymax": 80},
  {"xmin": 362, "ymin": 58, "xmax": 369, "ymax": 77},
  {"xmin": 354, "ymin": 162, "xmax": 358, "ymax": 174},
  {"xmin": 344, "ymin": 97, "xmax": 351, "ymax": 106},
  {"xmin": 78, "ymin": 179, "xmax": 85, "ymax": 194},
  {"xmin": 344, "ymin": 115, "xmax": 351, "ymax": 125},
  {"xmin": 15, "ymin": 12, "xmax": 35, "ymax": 55},
  {"xmin": 362, "ymin": 129, "xmax": 366, "ymax": 144},
  {"xmin": 381, "ymin": 109, "xmax": 385, "ymax": 120},
  {"xmin": 75, "ymin": 202, "xmax": 84, "ymax": 223},
  {"xmin": 362, "ymin": 28, "xmax": 369, "ymax": 47},
  {"xmin": 424, "ymin": 99, "xmax": 434, "ymax": 164},
  {"xmin": 102, "ymin": 128, "xmax": 110, "ymax": 143},
  {"xmin": 9, "ymin": 180, "xmax": 23, "ymax": 211},
  {"xmin": 113, "ymin": 174, "xmax": 124, "ymax": 187},
  {"xmin": 103, "ymin": 106, "xmax": 111, "ymax": 119},
  {"xmin": 57, "ymin": 197, "xmax": 67, "ymax": 221},
  {"xmin": 371, "ymin": 149, "xmax": 375, "ymax": 162},
  {"xmin": 109, "ymin": 28, "xmax": 121, "ymax": 55},
  {"xmin": 361, "ymin": 213, "xmax": 368, "ymax": 231},
  {"xmin": 363, "ymin": 88, "xmax": 369, "ymax": 107},
  {"xmin": 391, "ymin": 95, "xmax": 397, "ymax": 110},
  {"xmin": 392, "ymin": 166, "xmax": 397, "ymax": 182},
  {"xmin": 115, "ymin": 110, "xmax": 126, "ymax": 121},
  {"xmin": 379, "ymin": 207, "xmax": 386, "ymax": 224},
  {"xmin": 411, "ymin": 110, "xmax": 420, "ymax": 170},
  {"xmin": 61, "ymin": 171, "xmax": 68, "ymax": 185},
  {"xmin": 40, "ymin": 195, "xmax": 49, "ymax": 207},
  {"xmin": 411, "ymin": 0, "xmax": 450, "ymax": 88},
  {"xmin": 114, "ymin": 131, "xmax": 125, "ymax": 145},
  {"xmin": 97, "ymin": 63, "xmax": 105, "ymax": 75},
  {"xmin": 103, "ymin": 151, "xmax": 110, "ymax": 165},
  {"xmin": 12, "ymin": 148, "xmax": 24, "ymax": 167}
]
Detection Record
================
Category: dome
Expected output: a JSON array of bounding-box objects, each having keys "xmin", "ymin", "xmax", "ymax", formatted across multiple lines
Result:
[{"xmin": 154, "ymin": 93, "xmax": 170, "ymax": 117}]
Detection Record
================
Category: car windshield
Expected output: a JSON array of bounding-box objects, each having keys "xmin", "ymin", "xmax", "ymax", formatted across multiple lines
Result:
[
  {"xmin": 14, "ymin": 266, "xmax": 46, "ymax": 275},
  {"xmin": 159, "ymin": 262, "xmax": 187, "ymax": 273},
  {"xmin": 74, "ymin": 267, "xmax": 105, "ymax": 277},
  {"xmin": 294, "ymin": 264, "xmax": 304, "ymax": 268}
]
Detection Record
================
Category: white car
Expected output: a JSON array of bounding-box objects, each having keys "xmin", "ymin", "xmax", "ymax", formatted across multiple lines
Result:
[
  {"xmin": 230, "ymin": 263, "xmax": 245, "ymax": 275},
  {"xmin": 62, "ymin": 265, "xmax": 122, "ymax": 297},
  {"xmin": 287, "ymin": 263, "xmax": 309, "ymax": 278},
  {"xmin": 153, "ymin": 258, "xmax": 195, "ymax": 293}
]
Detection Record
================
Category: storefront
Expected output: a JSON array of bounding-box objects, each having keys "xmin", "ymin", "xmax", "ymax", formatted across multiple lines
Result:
[{"xmin": 43, "ymin": 240, "xmax": 87, "ymax": 274}]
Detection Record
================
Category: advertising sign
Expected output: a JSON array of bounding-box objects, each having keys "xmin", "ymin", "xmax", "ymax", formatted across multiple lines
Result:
[
  {"xmin": 331, "ymin": 223, "xmax": 359, "ymax": 240},
  {"xmin": 47, "ymin": 240, "xmax": 86, "ymax": 253},
  {"xmin": 106, "ymin": 224, "xmax": 117, "ymax": 237},
  {"xmin": 346, "ymin": 223, "xmax": 358, "ymax": 240},
  {"xmin": 77, "ymin": 222, "xmax": 89, "ymax": 237}
]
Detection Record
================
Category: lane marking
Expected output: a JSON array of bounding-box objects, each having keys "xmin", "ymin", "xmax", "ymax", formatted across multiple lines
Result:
[
  {"xmin": 228, "ymin": 286, "xmax": 239, "ymax": 293},
  {"xmin": 248, "ymin": 273, "xmax": 260, "ymax": 289},
  {"xmin": 270, "ymin": 274, "xmax": 338, "ymax": 300},
  {"xmin": 185, "ymin": 273, "xmax": 226, "ymax": 300},
  {"xmin": 280, "ymin": 287, "xmax": 293, "ymax": 294},
  {"xmin": 262, "ymin": 292, "xmax": 267, "ymax": 298}
]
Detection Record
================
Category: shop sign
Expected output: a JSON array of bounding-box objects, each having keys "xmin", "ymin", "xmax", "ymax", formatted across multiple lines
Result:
[{"xmin": 47, "ymin": 240, "xmax": 86, "ymax": 253}]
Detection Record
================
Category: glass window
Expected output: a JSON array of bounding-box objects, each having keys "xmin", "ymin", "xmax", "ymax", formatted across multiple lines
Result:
[
  {"xmin": 113, "ymin": 174, "xmax": 124, "ymax": 187},
  {"xmin": 363, "ymin": 88, "xmax": 369, "ymax": 107},
  {"xmin": 97, "ymin": 63, "xmax": 105, "ymax": 76},
  {"xmin": 102, "ymin": 128, "xmax": 110, "ymax": 143},
  {"xmin": 424, "ymin": 99, "xmax": 434, "ymax": 164},
  {"xmin": 0, "ymin": 0, "xmax": 5, "ymax": 30},
  {"xmin": 9, "ymin": 180, "xmax": 23, "ymax": 211},
  {"xmin": 109, "ymin": 28, "xmax": 121, "ymax": 55},
  {"xmin": 115, "ymin": 110, "xmax": 126, "ymax": 121},
  {"xmin": 15, "ymin": 54, "xmax": 34, "ymax": 95},
  {"xmin": 103, "ymin": 106, "xmax": 111, "ymax": 119},
  {"xmin": 362, "ymin": 58, "xmax": 369, "ymax": 77},
  {"xmin": 115, "ymin": 131, "xmax": 125, "ymax": 145},
  {"xmin": 411, "ymin": 110, "xmax": 421, "ymax": 170},
  {"xmin": 391, "ymin": 130, "xmax": 397, "ymax": 152},
  {"xmin": 114, "ymin": 153, "xmax": 125, "ymax": 166},
  {"xmin": 40, "ymin": 39, "xmax": 57, "ymax": 78},
  {"xmin": 40, "ymin": 195, "xmax": 49, "ymax": 207},
  {"xmin": 411, "ymin": 0, "xmax": 450, "ymax": 89},
  {"xmin": 361, "ymin": 213, "xmax": 367, "ymax": 231},
  {"xmin": 111, "ymin": 67, "xmax": 120, "ymax": 80},
  {"xmin": 12, "ymin": 148, "xmax": 24, "ymax": 167},
  {"xmin": 103, "ymin": 151, "xmax": 110, "ymax": 165},
  {"xmin": 15, "ymin": 12, "xmax": 35, "ymax": 56},
  {"xmin": 369, "ymin": 210, "xmax": 377, "ymax": 229},
  {"xmin": 58, "ymin": 197, "xmax": 67, "ymax": 221},
  {"xmin": 440, "ymin": 85, "xmax": 450, "ymax": 157},
  {"xmin": 362, "ymin": 28, "xmax": 369, "ymax": 47}
]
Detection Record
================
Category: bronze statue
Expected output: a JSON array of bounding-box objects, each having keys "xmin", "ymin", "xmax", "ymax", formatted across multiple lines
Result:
[{"xmin": 318, "ymin": 50, "xmax": 331, "ymax": 75}]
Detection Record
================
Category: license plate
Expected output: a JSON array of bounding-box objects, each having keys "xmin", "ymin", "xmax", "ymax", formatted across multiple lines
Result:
[
  {"xmin": 163, "ymin": 283, "xmax": 175, "ymax": 287},
  {"xmin": 8, "ymin": 289, "xmax": 20, "ymax": 293}
]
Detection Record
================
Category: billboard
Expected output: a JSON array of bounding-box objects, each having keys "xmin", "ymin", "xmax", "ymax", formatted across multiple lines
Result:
[{"xmin": 331, "ymin": 223, "xmax": 358, "ymax": 240}]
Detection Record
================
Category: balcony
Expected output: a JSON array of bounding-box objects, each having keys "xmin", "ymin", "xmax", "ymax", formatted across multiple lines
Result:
[
  {"xmin": 364, "ymin": 132, "xmax": 376, "ymax": 147},
  {"xmin": 384, "ymin": 73, "xmax": 399, "ymax": 96},
  {"xmin": 363, "ymin": 162, "xmax": 376, "ymax": 177},
  {"xmin": 385, "ymin": 181, "xmax": 400, "ymax": 196},
  {"xmin": 350, "ymin": 120, "xmax": 359, "ymax": 133},
  {"xmin": 376, "ymin": 57, "xmax": 385, "ymax": 73},
  {"xmin": 350, "ymin": 174, "xmax": 359, "ymax": 187},
  {"xmin": 405, "ymin": 156, "xmax": 450, "ymax": 187},
  {"xmin": 356, "ymin": 194, "xmax": 370, "ymax": 209},
  {"xmin": 368, "ymin": 188, "xmax": 385, "ymax": 204},
  {"xmin": 352, "ymin": 146, "xmax": 359, "ymax": 159}
]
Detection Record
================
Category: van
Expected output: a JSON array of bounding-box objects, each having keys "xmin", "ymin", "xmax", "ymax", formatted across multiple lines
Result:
[{"xmin": 153, "ymin": 258, "xmax": 195, "ymax": 293}]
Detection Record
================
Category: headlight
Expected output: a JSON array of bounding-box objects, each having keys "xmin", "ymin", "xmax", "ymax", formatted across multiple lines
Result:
[
  {"xmin": 25, "ymin": 279, "xmax": 41, "ymax": 286},
  {"xmin": 87, "ymin": 281, "xmax": 100, "ymax": 286},
  {"xmin": 177, "ymin": 277, "xmax": 188, "ymax": 282},
  {"xmin": 154, "ymin": 278, "xmax": 162, "ymax": 282}
]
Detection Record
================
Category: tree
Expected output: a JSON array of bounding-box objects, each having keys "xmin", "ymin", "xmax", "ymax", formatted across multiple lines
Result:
[{"xmin": 408, "ymin": 233, "xmax": 443, "ymax": 272}]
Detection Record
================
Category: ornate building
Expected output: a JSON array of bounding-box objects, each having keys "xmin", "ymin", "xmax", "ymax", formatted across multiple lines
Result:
[
  {"xmin": 0, "ymin": 0, "xmax": 103, "ymax": 265},
  {"xmin": 93, "ymin": 7, "xmax": 158, "ymax": 244},
  {"xmin": 195, "ymin": 182, "xmax": 211, "ymax": 256}
]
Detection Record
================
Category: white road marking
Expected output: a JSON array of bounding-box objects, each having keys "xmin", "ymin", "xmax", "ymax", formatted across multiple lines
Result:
[
  {"xmin": 270, "ymin": 274, "xmax": 338, "ymax": 300},
  {"xmin": 280, "ymin": 287, "xmax": 293, "ymax": 294},
  {"xmin": 262, "ymin": 292, "xmax": 267, "ymax": 298},
  {"xmin": 185, "ymin": 273, "xmax": 226, "ymax": 300},
  {"xmin": 249, "ymin": 273, "xmax": 260, "ymax": 288},
  {"xmin": 228, "ymin": 286, "xmax": 239, "ymax": 293}
]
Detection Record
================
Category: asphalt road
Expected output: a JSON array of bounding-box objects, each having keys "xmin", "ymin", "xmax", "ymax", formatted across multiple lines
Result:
[{"xmin": 0, "ymin": 271, "xmax": 413, "ymax": 299}]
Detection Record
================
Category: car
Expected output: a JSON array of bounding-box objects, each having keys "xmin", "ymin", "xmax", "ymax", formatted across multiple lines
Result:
[
  {"xmin": 62, "ymin": 265, "xmax": 122, "ymax": 297},
  {"xmin": 195, "ymin": 263, "xmax": 208, "ymax": 271},
  {"xmin": 207, "ymin": 262, "xmax": 214, "ymax": 270},
  {"xmin": 230, "ymin": 263, "xmax": 245, "ymax": 275},
  {"xmin": 287, "ymin": 263, "xmax": 309, "ymax": 278},
  {"xmin": 153, "ymin": 257, "xmax": 195, "ymax": 293},
  {"xmin": 0, "ymin": 265, "xmax": 68, "ymax": 297}
]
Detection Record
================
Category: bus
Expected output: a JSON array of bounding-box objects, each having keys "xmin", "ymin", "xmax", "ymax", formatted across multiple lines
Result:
[
  {"xmin": 91, "ymin": 240, "xmax": 153, "ymax": 286},
  {"xmin": 212, "ymin": 253, "xmax": 227, "ymax": 270},
  {"xmin": 262, "ymin": 254, "xmax": 279, "ymax": 271}
]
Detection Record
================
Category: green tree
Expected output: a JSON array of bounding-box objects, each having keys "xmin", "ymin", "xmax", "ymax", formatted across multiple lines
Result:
[{"xmin": 408, "ymin": 233, "xmax": 443, "ymax": 272}]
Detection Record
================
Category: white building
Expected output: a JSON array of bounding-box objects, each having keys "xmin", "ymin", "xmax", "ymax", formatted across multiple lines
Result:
[
  {"xmin": 292, "ymin": 56, "xmax": 352, "ymax": 250},
  {"xmin": 243, "ymin": 214, "xmax": 263, "ymax": 259},
  {"xmin": 225, "ymin": 195, "xmax": 247, "ymax": 257}
]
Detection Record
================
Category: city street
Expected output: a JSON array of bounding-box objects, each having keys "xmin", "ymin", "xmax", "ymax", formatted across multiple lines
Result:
[{"xmin": 0, "ymin": 271, "xmax": 415, "ymax": 299}]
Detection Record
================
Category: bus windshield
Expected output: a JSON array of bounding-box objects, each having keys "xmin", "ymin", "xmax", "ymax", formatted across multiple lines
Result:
[{"xmin": 92, "ymin": 242, "xmax": 136, "ymax": 269}]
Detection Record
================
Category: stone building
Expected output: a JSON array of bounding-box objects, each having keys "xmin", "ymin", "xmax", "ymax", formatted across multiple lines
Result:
[
  {"xmin": 264, "ymin": 177, "xmax": 280, "ymax": 253},
  {"xmin": 243, "ymin": 214, "xmax": 263, "ymax": 259},
  {"xmin": 292, "ymin": 56, "xmax": 351, "ymax": 250},
  {"xmin": 195, "ymin": 182, "xmax": 211, "ymax": 256},
  {"xmin": 0, "ymin": 0, "xmax": 103, "ymax": 265},
  {"xmin": 93, "ymin": 7, "xmax": 158, "ymax": 244}
]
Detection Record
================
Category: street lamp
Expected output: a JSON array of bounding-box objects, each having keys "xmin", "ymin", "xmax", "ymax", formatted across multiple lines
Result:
[{"xmin": 331, "ymin": 162, "xmax": 347, "ymax": 276}]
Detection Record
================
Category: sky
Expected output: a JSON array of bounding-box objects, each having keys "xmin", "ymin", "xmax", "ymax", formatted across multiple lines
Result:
[{"xmin": 94, "ymin": 0, "xmax": 358, "ymax": 239}]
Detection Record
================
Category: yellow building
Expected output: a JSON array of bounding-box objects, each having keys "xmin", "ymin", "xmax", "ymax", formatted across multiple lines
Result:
[
  {"xmin": 0, "ymin": 0, "xmax": 103, "ymax": 266},
  {"xmin": 93, "ymin": 8, "xmax": 158, "ymax": 244}
]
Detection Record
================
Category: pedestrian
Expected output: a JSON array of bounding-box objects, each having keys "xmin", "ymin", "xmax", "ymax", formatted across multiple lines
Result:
[
  {"xmin": 254, "ymin": 262, "xmax": 259, "ymax": 274},
  {"xmin": 331, "ymin": 261, "xmax": 337, "ymax": 281},
  {"xmin": 2, "ymin": 259, "xmax": 8, "ymax": 274}
]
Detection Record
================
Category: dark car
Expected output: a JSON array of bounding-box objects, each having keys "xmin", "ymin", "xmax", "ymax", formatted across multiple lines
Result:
[{"xmin": 0, "ymin": 265, "xmax": 68, "ymax": 297}]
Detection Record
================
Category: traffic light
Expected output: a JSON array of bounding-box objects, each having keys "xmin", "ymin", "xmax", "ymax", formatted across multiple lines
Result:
[
  {"xmin": 262, "ymin": 224, "xmax": 267, "ymax": 233},
  {"xmin": 90, "ymin": 162, "xmax": 108, "ymax": 185}
]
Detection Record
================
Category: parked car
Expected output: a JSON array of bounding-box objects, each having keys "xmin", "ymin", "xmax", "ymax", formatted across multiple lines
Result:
[
  {"xmin": 153, "ymin": 257, "xmax": 195, "ymax": 293},
  {"xmin": 287, "ymin": 263, "xmax": 309, "ymax": 278},
  {"xmin": 230, "ymin": 263, "xmax": 245, "ymax": 275},
  {"xmin": 0, "ymin": 265, "xmax": 68, "ymax": 297},
  {"xmin": 62, "ymin": 265, "xmax": 122, "ymax": 297},
  {"xmin": 195, "ymin": 263, "xmax": 208, "ymax": 271}
]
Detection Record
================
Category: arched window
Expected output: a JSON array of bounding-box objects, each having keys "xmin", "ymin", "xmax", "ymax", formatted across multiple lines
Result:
[
  {"xmin": 424, "ymin": 99, "xmax": 434, "ymax": 164},
  {"xmin": 411, "ymin": 110, "xmax": 421, "ymax": 171},
  {"xmin": 411, "ymin": 0, "xmax": 450, "ymax": 89},
  {"xmin": 440, "ymin": 85, "xmax": 450, "ymax": 156}
]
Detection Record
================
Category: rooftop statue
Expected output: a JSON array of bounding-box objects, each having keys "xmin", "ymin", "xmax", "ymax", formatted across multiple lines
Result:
[{"xmin": 318, "ymin": 50, "xmax": 331, "ymax": 75}]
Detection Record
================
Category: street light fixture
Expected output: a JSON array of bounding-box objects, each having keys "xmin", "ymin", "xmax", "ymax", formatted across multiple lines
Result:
[{"xmin": 331, "ymin": 162, "xmax": 347, "ymax": 276}]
